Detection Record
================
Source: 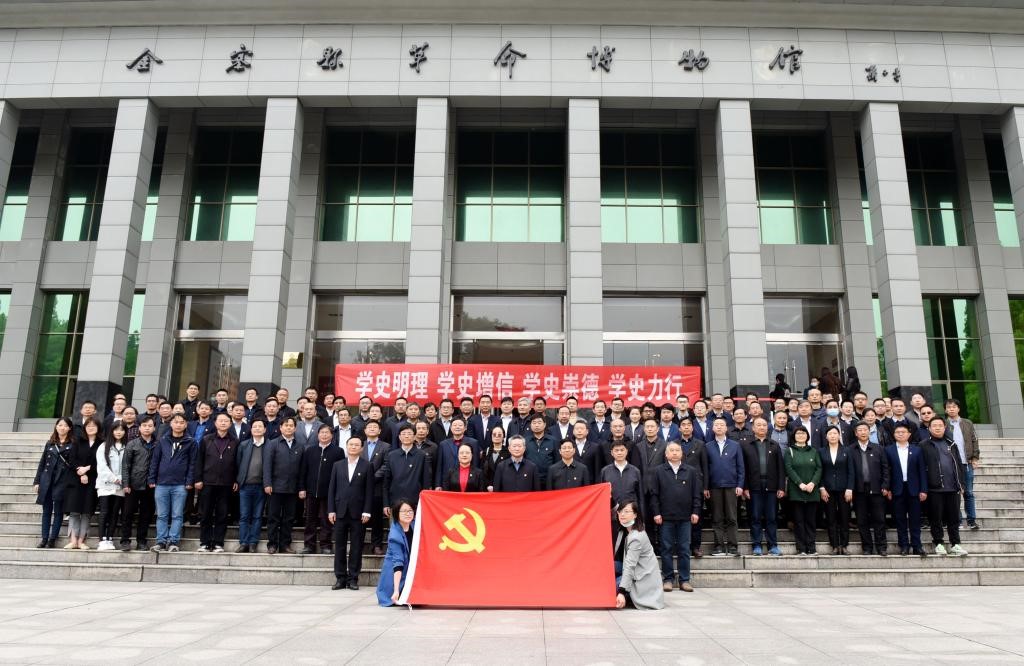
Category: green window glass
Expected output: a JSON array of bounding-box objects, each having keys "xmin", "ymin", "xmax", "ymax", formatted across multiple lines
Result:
[
  {"xmin": 872, "ymin": 298, "xmax": 887, "ymax": 396},
  {"xmin": 186, "ymin": 128, "xmax": 263, "ymax": 241},
  {"xmin": 0, "ymin": 292, "xmax": 9, "ymax": 352},
  {"xmin": 923, "ymin": 297, "xmax": 987, "ymax": 422},
  {"xmin": 56, "ymin": 129, "xmax": 113, "ymax": 242},
  {"xmin": 985, "ymin": 135, "xmax": 1020, "ymax": 248},
  {"xmin": 1011, "ymin": 299, "xmax": 1024, "ymax": 400},
  {"xmin": 121, "ymin": 293, "xmax": 145, "ymax": 401},
  {"xmin": 29, "ymin": 292, "xmax": 89, "ymax": 418},
  {"xmin": 755, "ymin": 133, "xmax": 834, "ymax": 245},
  {"xmin": 855, "ymin": 137, "xmax": 873, "ymax": 246},
  {"xmin": 599, "ymin": 131, "xmax": 700, "ymax": 243},
  {"xmin": 455, "ymin": 130, "xmax": 564, "ymax": 242},
  {"xmin": 320, "ymin": 129, "xmax": 414, "ymax": 241},
  {"xmin": 141, "ymin": 129, "xmax": 167, "ymax": 242},
  {"xmin": 0, "ymin": 129, "xmax": 39, "ymax": 241},
  {"xmin": 904, "ymin": 135, "xmax": 965, "ymax": 246}
]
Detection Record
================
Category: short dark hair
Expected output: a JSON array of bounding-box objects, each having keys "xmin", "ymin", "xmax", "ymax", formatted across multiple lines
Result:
[
  {"xmin": 280, "ymin": 416, "xmax": 297, "ymax": 426},
  {"xmin": 390, "ymin": 498, "xmax": 414, "ymax": 518},
  {"xmin": 398, "ymin": 423, "xmax": 415, "ymax": 435},
  {"xmin": 187, "ymin": 382, "xmax": 200, "ymax": 390}
]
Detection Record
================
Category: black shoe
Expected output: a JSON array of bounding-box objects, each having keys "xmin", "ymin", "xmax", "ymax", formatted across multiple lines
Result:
[
  {"xmin": 36, "ymin": 540, "xmax": 47, "ymax": 548},
  {"xmin": 322, "ymin": 546, "xmax": 334, "ymax": 555},
  {"xmin": 728, "ymin": 547, "xmax": 739, "ymax": 557},
  {"xmin": 968, "ymin": 521, "xmax": 980, "ymax": 531},
  {"xmin": 267, "ymin": 545, "xmax": 278, "ymax": 555},
  {"xmin": 120, "ymin": 542, "xmax": 131, "ymax": 552},
  {"xmin": 236, "ymin": 544, "xmax": 250, "ymax": 553},
  {"xmin": 712, "ymin": 547, "xmax": 725, "ymax": 556},
  {"xmin": 913, "ymin": 547, "xmax": 927, "ymax": 556},
  {"xmin": 347, "ymin": 580, "xmax": 359, "ymax": 591},
  {"xmin": 46, "ymin": 540, "xmax": 56, "ymax": 548},
  {"xmin": 135, "ymin": 542, "xmax": 148, "ymax": 551},
  {"xmin": 878, "ymin": 549, "xmax": 888, "ymax": 557},
  {"xmin": 332, "ymin": 578, "xmax": 346, "ymax": 590},
  {"xmin": 863, "ymin": 546, "xmax": 875, "ymax": 555},
  {"xmin": 300, "ymin": 547, "xmax": 315, "ymax": 555},
  {"xmin": 900, "ymin": 547, "xmax": 909, "ymax": 556}
]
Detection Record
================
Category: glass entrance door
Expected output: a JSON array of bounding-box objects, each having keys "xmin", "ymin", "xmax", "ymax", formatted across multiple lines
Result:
[{"xmin": 767, "ymin": 342, "xmax": 843, "ymax": 397}]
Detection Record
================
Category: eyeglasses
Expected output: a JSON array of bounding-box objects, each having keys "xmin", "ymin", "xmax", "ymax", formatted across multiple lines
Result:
[
  {"xmin": 617, "ymin": 508, "xmax": 636, "ymax": 516},
  {"xmin": 398, "ymin": 509, "xmax": 415, "ymax": 515}
]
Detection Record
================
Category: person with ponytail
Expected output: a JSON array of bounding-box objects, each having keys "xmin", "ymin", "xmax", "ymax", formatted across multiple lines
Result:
[
  {"xmin": 95, "ymin": 422, "xmax": 127, "ymax": 551},
  {"xmin": 32, "ymin": 418, "xmax": 74, "ymax": 548}
]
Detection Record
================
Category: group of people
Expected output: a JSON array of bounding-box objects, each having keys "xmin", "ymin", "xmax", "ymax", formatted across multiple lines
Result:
[{"xmin": 30, "ymin": 375, "xmax": 980, "ymax": 609}]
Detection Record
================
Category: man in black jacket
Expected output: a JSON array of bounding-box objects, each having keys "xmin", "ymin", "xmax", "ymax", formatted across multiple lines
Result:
[
  {"xmin": 493, "ymin": 435, "xmax": 541, "ymax": 491},
  {"xmin": 328, "ymin": 436, "xmax": 373, "ymax": 590},
  {"xmin": 361, "ymin": 420, "xmax": 391, "ymax": 554},
  {"xmin": 194, "ymin": 413, "xmax": 238, "ymax": 553},
  {"xmin": 649, "ymin": 441, "xmax": 702, "ymax": 593},
  {"xmin": 382, "ymin": 424, "xmax": 432, "ymax": 510},
  {"xmin": 850, "ymin": 422, "xmax": 891, "ymax": 555},
  {"xmin": 298, "ymin": 424, "xmax": 345, "ymax": 554},
  {"xmin": 263, "ymin": 417, "xmax": 302, "ymax": 554},
  {"xmin": 548, "ymin": 438, "xmax": 591, "ymax": 490},
  {"xmin": 740, "ymin": 417, "xmax": 786, "ymax": 556},
  {"xmin": 120, "ymin": 416, "xmax": 158, "ymax": 552},
  {"xmin": 677, "ymin": 418, "xmax": 708, "ymax": 558},
  {"xmin": 920, "ymin": 418, "xmax": 968, "ymax": 556}
]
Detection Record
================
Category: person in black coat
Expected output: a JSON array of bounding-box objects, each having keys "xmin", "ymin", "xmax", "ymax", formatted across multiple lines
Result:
[
  {"xmin": 383, "ymin": 424, "xmax": 433, "ymax": 507},
  {"xmin": 65, "ymin": 417, "xmax": 102, "ymax": 549},
  {"xmin": 819, "ymin": 425, "xmax": 855, "ymax": 554},
  {"xmin": 648, "ymin": 442, "xmax": 703, "ymax": 591},
  {"xmin": 677, "ymin": 418, "xmax": 708, "ymax": 557},
  {"xmin": 443, "ymin": 442, "xmax": 487, "ymax": 492},
  {"xmin": 849, "ymin": 422, "xmax": 891, "ymax": 555},
  {"xmin": 548, "ymin": 438, "xmax": 592, "ymax": 490},
  {"xmin": 328, "ymin": 436, "xmax": 374, "ymax": 590},
  {"xmin": 194, "ymin": 414, "xmax": 238, "ymax": 552},
  {"xmin": 481, "ymin": 425, "xmax": 510, "ymax": 491},
  {"xmin": 33, "ymin": 418, "xmax": 74, "ymax": 547},
  {"xmin": 569, "ymin": 421, "xmax": 603, "ymax": 481},
  {"xmin": 883, "ymin": 423, "xmax": 929, "ymax": 556},
  {"xmin": 263, "ymin": 417, "xmax": 303, "ymax": 554},
  {"xmin": 298, "ymin": 424, "xmax": 345, "ymax": 554},
  {"xmin": 740, "ymin": 417, "xmax": 786, "ymax": 556},
  {"xmin": 492, "ymin": 435, "xmax": 541, "ymax": 492},
  {"xmin": 360, "ymin": 420, "xmax": 391, "ymax": 555},
  {"xmin": 919, "ymin": 419, "xmax": 968, "ymax": 556}
]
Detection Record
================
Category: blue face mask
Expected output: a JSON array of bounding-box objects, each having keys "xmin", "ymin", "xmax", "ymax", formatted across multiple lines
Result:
[{"xmin": 826, "ymin": 408, "xmax": 840, "ymax": 418}]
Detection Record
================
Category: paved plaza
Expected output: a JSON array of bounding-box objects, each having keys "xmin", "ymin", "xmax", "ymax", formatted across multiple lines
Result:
[{"xmin": 0, "ymin": 580, "xmax": 1021, "ymax": 664}]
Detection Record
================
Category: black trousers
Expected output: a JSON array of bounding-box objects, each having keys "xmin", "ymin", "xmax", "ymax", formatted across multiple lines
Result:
[
  {"xmin": 368, "ymin": 493, "xmax": 385, "ymax": 548},
  {"xmin": 304, "ymin": 496, "xmax": 332, "ymax": 550},
  {"xmin": 266, "ymin": 492, "xmax": 297, "ymax": 549},
  {"xmin": 120, "ymin": 488, "xmax": 155, "ymax": 545},
  {"xmin": 893, "ymin": 488, "xmax": 924, "ymax": 550},
  {"xmin": 710, "ymin": 488, "xmax": 738, "ymax": 549},
  {"xmin": 855, "ymin": 491, "xmax": 888, "ymax": 552},
  {"xmin": 790, "ymin": 501, "xmax": 817, "ymax": 553},
  {"xmin": 928, "ymin": 491, "xmax": 962, "ymax": 546},
  {"xmin": 824, "ymin": 493, "xmax": 851, "ymax": 548},
  {"xmin": 97, "ymin": 495, "xmax": 123, "ymax": 540},
  {"xmin": 200, "ymin": 485, "xmax": 231, "ymax": 547},
  {"xmin": 333, "ymin": 517, "xmax": 366, "ymax": 582}
]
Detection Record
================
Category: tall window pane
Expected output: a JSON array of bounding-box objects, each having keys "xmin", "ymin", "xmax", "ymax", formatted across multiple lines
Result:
[
  {"xmin": 452, "ymin": 294, "xmax": 564, "ymax": 363},
  {"xmin": 986, "ymin": 135, "xmax": 1020, "ymax": 248},
  {"xmin": 755, "ymin": 133, "xmax": 833, "ymax": 245},
  {"xmin": 186, "ymin": 128, "xmax": 263, "ymax": 241},
  {"xmin": 600, "ymin": 131, "xmax": 700, "ymax": 243},
  {"xmin": 0, "ymin": 292, "xmax": 9, "ymax": 351},
  {"xmin": 856, "ymin": 137, "xmax": 873, "ymax": 246},
  {"xmin": 905, "ymin": 135, "xmax": 965, "ymax": 246},
  {"xmin": 121, "ymin": 293, "xmax": 145, "ymax": 401},
  {"xmin": 29, "ymin": 292, "xmax": 88, "ymax": 417},
  {"xmin": 312, "ymin": 294, "xmax": 407, "ymax": 395},
  {"xmin": 56, "ymin": 129, "xmax": 113, "ymax": 242},
  {"xmin": 170, "ymin": 294, "xmax": 246, "ymax": 400},
  {"xmin": 0, "ymin": 129, "xmax": 39, "ymax": 241},
  {"xmin": 1011, "ymin": 299, "xmax": 1024, "ymax": 400},
  {"xmin": 455, "ymin": 130, "xmax": 564, "ymax": 242},
  {"xmin": 923, "ymin": 296, "xmax": 987, "ymax": 422},
  {"xmin": 872, "ymin": 298, "xmax": 888, "ymax": 396},
  {"xmin": 140, "ymin": 128, "xmax": 167, "ymax": 242}
]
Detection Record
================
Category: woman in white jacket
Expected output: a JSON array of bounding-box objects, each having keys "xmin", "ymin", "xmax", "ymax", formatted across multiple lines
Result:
[{"xmin": 95, "ymin": 422, "xmax": 127, "ymax": 551}]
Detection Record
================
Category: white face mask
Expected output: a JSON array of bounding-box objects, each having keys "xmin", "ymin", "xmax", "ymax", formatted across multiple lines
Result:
[{"xmin": 620, "ymin": 519, "xmax": 635, "ymax": 528}]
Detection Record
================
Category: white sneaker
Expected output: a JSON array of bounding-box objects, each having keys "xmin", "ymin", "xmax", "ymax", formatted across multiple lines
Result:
[
  {"xmin": 950, "ymin": 544, "xmax": 967, "ymax": 557},
  {"xmin": 934, "ymin": 543, "xmax": 947, "ymax": 556},
  {"xmin": 97, "ymin": 540, "xmax": 114, "ymax": 551},
  {"xmin": 197, "ymin": 545, "xmax": 210, "ymax": 553},
  {"xmin": 213, "ymin": 545, "xmax": 224, "ymax": 553}
]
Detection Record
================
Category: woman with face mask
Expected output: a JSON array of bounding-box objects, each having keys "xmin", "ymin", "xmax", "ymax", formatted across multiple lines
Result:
[{"xmin": 613, "ymin": 500, "xmax": 664, "ymax": 610}]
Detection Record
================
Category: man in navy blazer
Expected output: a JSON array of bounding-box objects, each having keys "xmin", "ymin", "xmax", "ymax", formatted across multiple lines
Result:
[
  {"xmin": 657, "ymin": 404, "xmax": 682, "ymax": 444},
  {"xmin": 692, "ymin": 400, "xmax": 715, "ymax": 442},
  {"xmin": 704, "ymin": 417, "xmax": 745, "ymax": 556},
  {"xmin": 466, "ymin": 395, "xmax": 501, "ymax": 443},
  {"xmin": 433, "ymin": 418, "xmax": 480, "ymax": 489},
  {"xmin": 327, "ymin": 436, "xmax": 373, "ymax": 590},
  {"xmin": 883, "ymin": 423, "xmax": 929, "ymax": 555}
]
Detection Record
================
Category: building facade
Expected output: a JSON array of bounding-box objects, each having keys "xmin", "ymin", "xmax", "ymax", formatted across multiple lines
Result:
[{"xmin": 1, "ymin": 2, "xmax": 1024, "ymax": 434}]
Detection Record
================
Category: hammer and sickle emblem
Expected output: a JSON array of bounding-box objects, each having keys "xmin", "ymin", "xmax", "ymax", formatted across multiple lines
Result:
[{"xmin": 438, "ymin": 507, "xmax": 486, "ymax": 553}]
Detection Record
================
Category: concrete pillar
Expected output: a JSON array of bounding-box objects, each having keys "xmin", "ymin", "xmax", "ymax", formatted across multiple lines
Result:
[
  {"xmin": 405, "ymin": 98, "xmax": 451, "ymax": 364},
  {"xmin": 0, "ymin": 110, "xmax": 67, "ymax": 428},
  {"xmin": 829, "ymin": 112, "xmax": 883, "ymax": 401},
  {"xmin": 699, "ymin": 111, "xmax": 731, "ymax": 396},
  {"xmin": 74, "ymin": 99, "xmax": 159, "ymax": 413},
  {"xmin": 566, "ymin": 98, "xmax": 604, "ymax": 366},
  {"xmin": 956, "ymin": 117, "xmax": 1024, "ymax": 434},
  {"xmin": 133, "ymin": 110, "xmax": 194, "ymax": 403},
  {"xmin": 1002, "ymin": 107, "xmax": 1024, "ymax": 262},
  {"xmin": 715, "ymin": 100, "xmax": 768, "ymax": 397},
  {"xmin": 858, "ymin": 102, "xmax": 931, "ymax": 403},
  {"xmin": 237, "ymin": 98, "xmax": 304, "ymax": 400},
  {"xmin": 280, "ymin": 108, "xmax": 322, "ymax": 398}
]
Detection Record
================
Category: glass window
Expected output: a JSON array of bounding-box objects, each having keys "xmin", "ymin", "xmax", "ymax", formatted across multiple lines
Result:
[
  {"xmin": 1011, "ymin": 298, "xmax": 1024, "ymax": 401},
  {"xmin": 765, "ymin": 297, "xmax": 844, "ymax": 395},
  {"xmin": 452, "ymin": 339, "xmax": 563, "ymax": 364},
  {"xmin": 29, "ymin": 292, "xmax": 88, "ymax": 418},
  {"xmin": 856, "ymin": 137, "xmax": 873, "ymax": 246},
  {"xmin": 0, "ymin": 129, "xmax": 39, "ymax": 241},
  {"xmin": 0, "ymin": 292, "xmax": 9, "ymax": 351},
  {"xmin": 453, "ymin": 295, "xmax": 562, "ymax": 332},
  {"xmin": 923, "ymin": 297, "xmax": 987, "ymax": 422},
  {"xmin": 169, "ymin": 293, "xmax": 247, "ymax": 401},
  {"xmin": 311, "ymin": 339, "xmax": 406, "ymax": 396},
  {"xmin": 764, "ymin": 298, "xmax": 841, "ymax": 335},
  {"xmin": 455, "ymin": 130, "xmax": 564, "ymax": 242},
  {"xmin": 313, "ymin": 294, "xmax": 408, "ymax": 331},
  {"xmin": 141, "ymin": 129, "xmax": 167, "ymax": 242},
  {"xmin": 176, "ymin": 294, "xmax": 247, "ymax": 330},
  {"xmin": 320, "ymin": 129, "xmax": 414, "ymax": 242},
  {"xmin": 186, "ymin": 128, "xmax": 263, "ymax": 241},
  {"xmin": 121, "ymin": 293, "xmax": 145, "ymax": 402},
  {"xmin": 56, "ymin": 129, "xmax": 113, "ymax": 241},
  {"xmin": 755, "ymin": 133, "xmax": 833, "ymax": 245},
  {"xmin": 600, "ymin": 131, "xmax": 700, "ymax": 243},
  {"xmin": 904, "ymin": 135, "xmax": 965, "ymax": 246},
  {"xmin": 986, "ymin": 135, "xmax": 1020, "ymax": 248},
  {"xmin": 872, "ymin": 298, "xmax": 888, "ymax": 396},
  {"xmin": 602, "ymin": 296, "xmax": 703, "ymax": 334}
]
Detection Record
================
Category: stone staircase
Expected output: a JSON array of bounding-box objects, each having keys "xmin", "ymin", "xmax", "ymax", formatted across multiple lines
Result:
[{"xmin": 0, "ymin": 433, "xmax": 1021, "ymax": 588}]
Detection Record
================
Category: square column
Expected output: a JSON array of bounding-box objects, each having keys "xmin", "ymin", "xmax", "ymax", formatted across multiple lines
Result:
[
  {"xmin": 406, "ymin": 98, "xmax": 451, "ymax": 364},
  {"xmin": 858, "ymin": 102, "xmax": 931, "ymax": 403},
  {"xmin": 132, "ymin": 110, "xmax": 194, "ymax": 402},
  {"xmin": 566, "ymin": 98, "xmax": 603, "ymax": 366},
  {"xmin": 957, "ymin": 117, "xmax": 1024, "ymax": 434},
  {"xmin": 1002, "ymin": 107, "xmax": 1024, "ymax": 262},
  {"xmin": 238, "ymin": 98, "xmax": 304, "ymax": 400},
  {"xmin": 715, "ymin": 100, "xmax": 768, "ymax": 397},
  {"xmin": 74, "ymin": 99, "xmax": 159, "ymax": 412},
  {"xmin": 0, "ymin": 110, "xmax": 66, "ymax": 428},
  {"xmin": 699, "ymin": 111, "xmax": 731, "ymax": 395},
  {"xmin": 829, "ymin": 113, "xmax": 883, "ymax": 400}
]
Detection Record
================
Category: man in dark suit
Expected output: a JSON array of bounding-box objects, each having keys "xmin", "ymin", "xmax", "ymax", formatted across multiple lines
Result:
[
  {"xmin": 382, "ymin": 424, "xmax": 432, "ymax": 511},
  {"xmin": 297, "ymin": 424, "xmax": 345, "ymax": 555},
  {"xmin": 649, "ymin": 441, "xmax": 703, "ymax": 593},
  {"xmin": 493, "ymin": 435, "xmax": 541, "ymax": 491},
  {"xmin": 428, "ymin": 399, "xmax": 456, "ymax": 445},
  {"xmin": 657, "ymin": 404, "xmax": 681, "ymax": 444},
  {"xmin": 691, "ymin": 400, "xmax": 714, "ymax": 442},
  {"xmin": 637, "ymin": 418, "xmax": 667, "ymax": 548},
  {"xmin": 262, "ymin": 417, "xmax": 303, "ymax": 554},
  {"xmin": 466, "ymin": 395, "xmax": 501, "ymax": 443},
  {"xmin": 677, "ymin": 417, "xmax": 708, "ymax": 558},
  {"xmin": 547, "ymin": 438, "xmax": 591, "ymax": 490},
  {"xmin": 433, "ymin": 418, "xmax": 479, "ymax": 490},
  {"xmin": 328, "ymin": 436, "xmax": 373, "ymax": 591},
  {"xmin": 705, "ymin": 418, "xmax": 745, "ymax": 556},
  {"xmin": 882, "ymin": 397, "xmax": 917, "ymax": 444},
  {"xmin": 850, "ymin": 422, "xmax": 891, "ymax": 555},
  {"xmin": 883, "ymin": 423, "xmax": 928, "ymax": 556},
  {"xmin": 294, "ymin": 402, "xmax": 323, "ymax": 449},
  {"xmin": 523, "ymin": 414, "xmax": 557, "ymax": 486},
  {"xmin": 740, "ymin": 417, "xmax": 786, "ymax": 556},
  {"xmin": 569, "ymin": 421, "xmax": 602, "ymax": 481},
  {"xmin": 587, "ymin": 400, "xmax": 613, "ymax": 445},
  {"xmin": 920, "ymin": 418, "xmax": 969, "ymax": 556},
  {"xmin": 360, "ymin": 420, "xmax": 390, "ymax": 555}
]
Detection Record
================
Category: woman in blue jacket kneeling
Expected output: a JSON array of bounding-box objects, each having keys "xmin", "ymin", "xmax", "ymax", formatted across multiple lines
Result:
[{"xmin": 377, "ymin": 498, "xmax": 415, "ymax": 606}]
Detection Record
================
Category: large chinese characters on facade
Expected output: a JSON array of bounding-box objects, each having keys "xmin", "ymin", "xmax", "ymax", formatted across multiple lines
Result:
[{"xmin": 335, "ymin": 364, "xmax": 702, "ymax": 407}]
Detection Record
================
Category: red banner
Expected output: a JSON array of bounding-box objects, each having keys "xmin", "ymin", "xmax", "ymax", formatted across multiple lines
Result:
[
  {"xmin": 335, "ymin": 364, "xmax": 702, "ymax": 408},
  {"xmin": 399, "ymin": 484, "xmax": 616, "ymax": 608}
]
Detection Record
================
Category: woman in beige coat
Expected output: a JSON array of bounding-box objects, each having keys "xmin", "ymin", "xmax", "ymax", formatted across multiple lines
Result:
[{"xmin": 614, "ymin": 501, "xmax": 665, "ymax": 610}]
